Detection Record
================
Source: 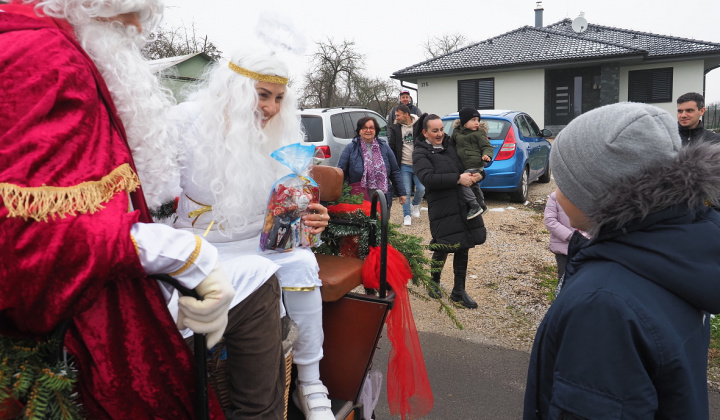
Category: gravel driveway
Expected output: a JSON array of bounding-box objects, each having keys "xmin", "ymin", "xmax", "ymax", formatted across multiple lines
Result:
[{"xmin": 394, "ymin": 179, "xmax": 557, "ymax": 352}]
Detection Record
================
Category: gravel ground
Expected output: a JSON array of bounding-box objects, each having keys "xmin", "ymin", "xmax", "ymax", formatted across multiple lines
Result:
[{"xmin": 392, "ymin": 179, "xmax": 558, "ymax": 353}]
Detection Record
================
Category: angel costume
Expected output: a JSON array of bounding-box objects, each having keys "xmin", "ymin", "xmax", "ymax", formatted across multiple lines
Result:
[{"xmin": 172, "ymin": 96, "xmax": 327, "ymax": 418}]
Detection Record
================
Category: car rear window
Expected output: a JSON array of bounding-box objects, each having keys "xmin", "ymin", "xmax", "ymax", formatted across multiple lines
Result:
[
  {"xmin": 443, "ymin": 118, "xmax": 510, "ymax": 140},
  {"xmin": 301, "ymin": 116, "xmax": 324, "ymax": 142}
]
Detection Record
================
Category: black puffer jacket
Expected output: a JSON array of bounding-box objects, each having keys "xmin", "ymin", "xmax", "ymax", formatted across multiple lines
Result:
[{"xmin": 412, "ymin": 135, "xmax": 486, "ymax": 248}]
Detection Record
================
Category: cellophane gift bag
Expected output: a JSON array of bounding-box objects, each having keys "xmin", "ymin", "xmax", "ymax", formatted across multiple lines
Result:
[{"xmin": 260, "ymin": 143, "xmax": 322, "ymax": 252}]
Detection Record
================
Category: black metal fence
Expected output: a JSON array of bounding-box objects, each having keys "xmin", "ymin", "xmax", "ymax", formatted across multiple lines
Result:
[{"xmin": 706, "ymin": 102, "xmax": 720, "ymax": 130}]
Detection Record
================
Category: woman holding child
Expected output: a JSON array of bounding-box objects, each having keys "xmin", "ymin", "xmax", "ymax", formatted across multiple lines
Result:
[{"xmin": 412, "ymin": 113, "xmax": 487, "ymax": 309}]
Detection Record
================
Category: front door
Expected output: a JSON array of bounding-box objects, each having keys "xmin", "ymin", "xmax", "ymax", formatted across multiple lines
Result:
[{"xmin": 548, "ymin": 67, "xmax": 601, "ymax": 126}]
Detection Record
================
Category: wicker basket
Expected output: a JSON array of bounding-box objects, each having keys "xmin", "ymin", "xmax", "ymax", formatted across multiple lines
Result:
[{"xmin": 207, "ymin": 316, "xmax": 298, "ymax": 418}]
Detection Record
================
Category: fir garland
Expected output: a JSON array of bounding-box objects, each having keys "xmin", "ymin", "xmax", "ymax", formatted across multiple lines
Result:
[
  {"xmin": 0, "ymin": 335, "xmax": 83, "ymax": 420},
  {"xmin": 316, "ymin": 183, "xmax": 464, "ymax": 328}
]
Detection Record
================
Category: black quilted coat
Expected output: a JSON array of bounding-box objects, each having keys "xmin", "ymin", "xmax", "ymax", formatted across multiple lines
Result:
[{"xmin": 412, "ymin": 135, "xmax": 486, "ymax": 248}]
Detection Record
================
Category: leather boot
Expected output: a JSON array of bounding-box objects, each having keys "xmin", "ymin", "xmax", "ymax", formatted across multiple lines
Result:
[
  {"xmin": 428, "ymin": 251, "xmax": 447, "ymax": 299},
  {"xmin": 450, "ymin": 249, "xmax": 478, "ymax": 309}
]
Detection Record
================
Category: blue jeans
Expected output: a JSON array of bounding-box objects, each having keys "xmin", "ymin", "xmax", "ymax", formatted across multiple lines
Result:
[{"xmin": 401, "ymin": 164, "xmax": 425, "ymax": 217}]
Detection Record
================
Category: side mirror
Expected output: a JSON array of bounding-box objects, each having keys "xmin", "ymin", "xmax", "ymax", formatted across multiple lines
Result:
[{"xmin": 540, "ymin": 128, "xmax": 553, "ymax": 138}]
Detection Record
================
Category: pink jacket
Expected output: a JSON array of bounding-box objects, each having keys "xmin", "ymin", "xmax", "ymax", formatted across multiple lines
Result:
[{"xmin": 544, "ymin": 191, "xmax": 575, "ymax": 255}]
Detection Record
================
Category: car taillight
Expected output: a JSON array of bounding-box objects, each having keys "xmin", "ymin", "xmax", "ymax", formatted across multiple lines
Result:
[
  {"xmin": 314, "ymin": 145, "xmax": 331, "ymax": 159},
  {"xmin": 494, "ymin": 126, "xmax": 516, "ymax": 161}
]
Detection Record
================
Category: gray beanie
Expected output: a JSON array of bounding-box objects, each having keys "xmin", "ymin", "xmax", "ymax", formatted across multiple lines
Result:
[{"xmin": 551, "ymin": 102, "xmax": 681, "ymax": 215}]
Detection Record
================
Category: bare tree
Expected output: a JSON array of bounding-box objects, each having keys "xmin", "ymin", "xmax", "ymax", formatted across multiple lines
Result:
[
  {"xmin": 351, "ymin": 76, "xmax": 398, "ymax": 118},
  {"xmin": 423, "ymin": 33, "xmax": 469, "ymax": 59},
  {"xmin": 300, "ymin": 38, "xmax": 364, "ymax": 108},
  {"xmin": 142, "ymin": 23, "xmax": 222, "ymax": 60}
]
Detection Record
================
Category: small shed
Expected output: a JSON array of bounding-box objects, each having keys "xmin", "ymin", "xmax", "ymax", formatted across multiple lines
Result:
[{"xmin": 149, "ymin": 52, "xmax": 214, "ymax": 102}]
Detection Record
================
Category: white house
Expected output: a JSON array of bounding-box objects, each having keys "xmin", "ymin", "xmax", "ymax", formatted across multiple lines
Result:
[{"xmin": 392, "ymin": 14, "xmax": 720, "ymax": 133}]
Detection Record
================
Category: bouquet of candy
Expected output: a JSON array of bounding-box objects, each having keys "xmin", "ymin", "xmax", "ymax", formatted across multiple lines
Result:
[{"xmin": 260, "ymin": 143, "xmax": 322, "ymax": 252}]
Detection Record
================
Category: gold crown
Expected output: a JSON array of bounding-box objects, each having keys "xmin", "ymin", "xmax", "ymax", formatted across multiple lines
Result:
[{"xmin": 228, "ymin": 61, "xmax": 288, "ymax": 85}]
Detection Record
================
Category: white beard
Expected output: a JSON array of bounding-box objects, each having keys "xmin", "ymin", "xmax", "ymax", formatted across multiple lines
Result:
[{"xmin": 76, "ymin": 20, "xmax": 178, "ymax": 210}]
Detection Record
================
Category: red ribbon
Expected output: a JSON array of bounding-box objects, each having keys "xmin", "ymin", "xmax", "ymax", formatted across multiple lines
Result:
[{"xmin": 362, "ymin": 245, "xmax": 434, "ymax": 419}]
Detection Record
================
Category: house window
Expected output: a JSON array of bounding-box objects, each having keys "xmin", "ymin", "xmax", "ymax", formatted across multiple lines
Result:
[
  {"xmin": 458, "ymin": 78, "xmax": 495, "ymax": 109},
  {"xmin": 628, "ymin": 67, "xmax": 673, "ymax": 103}
]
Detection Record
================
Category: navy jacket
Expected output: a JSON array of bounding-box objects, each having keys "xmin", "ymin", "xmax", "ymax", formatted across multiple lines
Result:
[
  {"xmin": 337, "ymin": 137, "xmax": 406, "ymax": 205},
  {"xmin": 524, "ymin": 143, "xmax": 720, "ymax": 419}
]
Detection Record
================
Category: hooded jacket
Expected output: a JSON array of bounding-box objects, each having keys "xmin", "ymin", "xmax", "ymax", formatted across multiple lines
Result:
[
  {"xmin": 524, "ymin": 143, "xmax": 720, "ymax": 419},
  {"xmin": 412, "ymin": 135, "xmax": 486, "ymax": 248},
  {"xmin": 678, "ymin": 120, "xmax": 720, "ymax": 146},
  {"xmin": 450, "ymin": 119, "xmax": 493, "ymax": 170}
]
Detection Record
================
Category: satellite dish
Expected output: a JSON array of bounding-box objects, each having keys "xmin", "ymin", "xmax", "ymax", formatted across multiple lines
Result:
[{"xmin": 572, "ymin": 13, "xmax": 588, "ymax": 33}]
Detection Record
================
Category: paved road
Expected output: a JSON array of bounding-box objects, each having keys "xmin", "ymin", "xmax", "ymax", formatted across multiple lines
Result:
[{"xmin": 371, "ymin": 331, "xmax": 720, "ymax": 419}]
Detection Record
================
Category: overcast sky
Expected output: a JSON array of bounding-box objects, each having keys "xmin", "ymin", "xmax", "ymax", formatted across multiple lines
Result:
[{"xmin": 162, "ymin": 0, "xmax": 720, "ymax": 105}]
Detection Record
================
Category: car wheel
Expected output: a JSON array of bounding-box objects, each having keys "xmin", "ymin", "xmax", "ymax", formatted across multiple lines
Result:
[
  {"xmin": 509, "ymin": 167, "xmax": 529, "ymax": 203},
  {"xmin": 538, "ymin": 161, "xmax": 551, "ymax": 183}
]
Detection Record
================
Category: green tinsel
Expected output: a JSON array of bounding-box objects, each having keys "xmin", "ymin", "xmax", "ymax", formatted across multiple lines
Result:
[
  {"xmin": 150, "ymin": 200, "xmax": 177, "ymax": 222},
  {"xmin": 316, "ymin": 184, "xmax": 463, "ymax": 328},
  {"xmin": 0, "ymin": 335, "xmax": 83, "ymax": 420}
]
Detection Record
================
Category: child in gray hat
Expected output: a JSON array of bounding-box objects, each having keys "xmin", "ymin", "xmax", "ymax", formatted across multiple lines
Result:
[{"xmin": 524, "ymin": 102, "xmax": 720, "ymax": 419}]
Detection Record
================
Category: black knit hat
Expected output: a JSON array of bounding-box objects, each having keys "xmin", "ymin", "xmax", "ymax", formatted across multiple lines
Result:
[{"xmin": 459, "ymin": 107, "xmax": 481, "ymax": 127}]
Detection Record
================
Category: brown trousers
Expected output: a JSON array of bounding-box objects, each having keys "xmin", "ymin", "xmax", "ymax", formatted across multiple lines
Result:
[{"xmin": 187, "ymin": 277, "xmax": 285, "ymax": 420}]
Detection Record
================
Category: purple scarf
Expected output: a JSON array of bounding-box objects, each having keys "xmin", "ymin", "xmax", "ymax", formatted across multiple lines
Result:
[{"xmin": 360, "ymin": 138, "xmax": 389, "ymax": 193}]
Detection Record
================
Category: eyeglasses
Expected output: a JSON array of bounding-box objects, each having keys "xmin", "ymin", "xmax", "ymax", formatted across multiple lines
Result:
[{"xmin": 361, "ymin": 126, "xmax": 376, "ymax": 131}]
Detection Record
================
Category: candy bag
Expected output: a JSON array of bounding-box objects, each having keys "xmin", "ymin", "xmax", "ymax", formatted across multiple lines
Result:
[{"xmin": 260, "ymin": 143, "xmax": 322, "ymax": 252}]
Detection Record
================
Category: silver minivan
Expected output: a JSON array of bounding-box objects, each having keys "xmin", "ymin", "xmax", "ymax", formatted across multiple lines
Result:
[{"xmin": 300, "ymin": 107, "xmax": 388, "ymax": 167}]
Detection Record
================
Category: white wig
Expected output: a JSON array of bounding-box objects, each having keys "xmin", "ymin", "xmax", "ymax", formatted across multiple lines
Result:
[
  {"xmin": 22, "ymin": 0, "xmax": 164, "ymax": 34},
  {"xmin": 181, "ymin": 43, "xmax": 302, "ymax": 234},
  {"xmin": 57, "ymin": 4, "xmax": 178, "ymax": 209}
]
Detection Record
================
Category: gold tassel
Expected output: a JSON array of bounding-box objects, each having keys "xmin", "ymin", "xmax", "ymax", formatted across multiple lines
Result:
[{"xmin": 0, "ymin": 163, "xmax": 140, "ymax": 222}]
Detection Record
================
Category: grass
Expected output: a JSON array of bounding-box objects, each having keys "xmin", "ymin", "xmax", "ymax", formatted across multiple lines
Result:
[
  {"xmin": 537, "ymin": 264, "xmax": 559, "ymax": 303},
  {"xmin": 711, "ymin": 315, "xmax": 720, "ymax": 366},
  {"xmin": 709, "ymin": 315, "xmax": 720, "ymax": 387}
]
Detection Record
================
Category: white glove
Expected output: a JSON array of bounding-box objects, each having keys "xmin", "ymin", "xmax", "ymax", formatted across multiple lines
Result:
[{"xmin": 177, "ymin": 262, "xmax": 234, "ymax": 348}]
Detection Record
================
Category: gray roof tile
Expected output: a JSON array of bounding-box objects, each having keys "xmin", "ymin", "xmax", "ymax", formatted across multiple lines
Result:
[{"xmin": 394, "ymin": 19, "xmax": 720, "ymax": 78}]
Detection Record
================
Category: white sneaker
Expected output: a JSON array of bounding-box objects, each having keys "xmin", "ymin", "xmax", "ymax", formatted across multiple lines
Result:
[
  {"xmin": 411, "ymin": 204, "xmax": 421, "ymax": 218},
  {"xmin": 403, "ymin": 215, "xmax": 412, "ymax": 226},
  {"xmin": 292, "ymin": 383, "xmax": 334, "ymax": 420}
]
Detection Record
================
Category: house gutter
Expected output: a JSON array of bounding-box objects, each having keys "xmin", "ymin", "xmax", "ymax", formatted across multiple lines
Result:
[{"xmin": 400, "ymin": 81, "xmax": 418, "ymax": 95}]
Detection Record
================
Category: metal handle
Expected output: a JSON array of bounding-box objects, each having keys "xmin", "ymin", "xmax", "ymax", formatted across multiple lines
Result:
[
  {"xmin": 151, "ymin": 274, "xmax": 209, "ymax": 420},
  {"xmin": 369, "ymin": 190, "xmax": 389, "ymax": 299}
]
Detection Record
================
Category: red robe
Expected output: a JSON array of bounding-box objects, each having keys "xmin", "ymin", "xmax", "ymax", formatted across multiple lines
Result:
[{"xmin": 0, "ymin": 6, "xmax": 223, "ymax": 419}]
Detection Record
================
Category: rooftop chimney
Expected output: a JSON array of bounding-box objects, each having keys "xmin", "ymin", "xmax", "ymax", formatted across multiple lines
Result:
[{"xmin": 534, "ymin": 1, "xmax": 544, "ymax": 28}]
